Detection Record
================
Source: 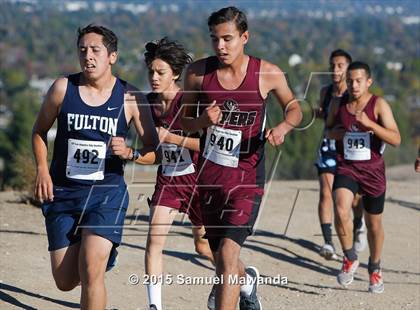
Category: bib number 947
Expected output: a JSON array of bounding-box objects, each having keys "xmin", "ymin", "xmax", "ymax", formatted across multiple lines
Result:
[{"xmin": 161, "ymin": 143, "xmax": 195, "ymax": 176}]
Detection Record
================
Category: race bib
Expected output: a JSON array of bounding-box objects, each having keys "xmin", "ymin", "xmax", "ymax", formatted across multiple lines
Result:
[
  {"xmin": 66, "ymin": 139, "xmax": 106, "ymax": 180},
  {"xmin": 161, "ymin": 143, "xmax": 195, "ymax": 176},
  {"xmin": 343, "ymin": 132, "xmax": 371, "ymax": 161},
  {"xmin": 203, "ymin": 126, "xmax": 242, "ymax": 168}
]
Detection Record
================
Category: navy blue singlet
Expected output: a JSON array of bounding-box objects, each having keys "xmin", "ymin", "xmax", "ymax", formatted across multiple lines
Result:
[{"xmin": 49, "ymin": 73, "xmax": 129, "ymax": 198}]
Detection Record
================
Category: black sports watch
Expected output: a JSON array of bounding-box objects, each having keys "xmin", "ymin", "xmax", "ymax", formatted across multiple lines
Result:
[{"xmin": 131, "ymin": 148, "xmax": 140, "ymax": 161}]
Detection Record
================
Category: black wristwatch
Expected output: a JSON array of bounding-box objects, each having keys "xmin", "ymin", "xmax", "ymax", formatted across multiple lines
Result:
[{"xmin": 131, "ymin": 148, "xmax": 140, "ymax": 161}]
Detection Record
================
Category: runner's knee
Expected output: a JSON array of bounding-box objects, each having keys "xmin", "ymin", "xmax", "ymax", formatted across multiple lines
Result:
[
  {"xmin": 194, "ymin": 239, "xmax": 211, "ymax": 257},
  {"xmin": 146, "ymin": 234, "xmax": 166, "ymax": 253},
  {"xmin": 335, "ymin": 202, "xmax": 350, "ymax": 220},
  {"xmin": 79, "ymin": 249, "xmax": 109, "ymax": 283},
  {"xmin": 216, "ymin": 241, "xmax": 240, "ymax": 272},
  {"xmin": 365, "ymin": 216, "xmax": 383, "ymax": 233},
  {"xmin": 53, "ymin": 273, "xmax": 79, "ymax": 291},
  {"xmin": 320, "ymin": 186, "xmax": 333, "ymax": 203}
]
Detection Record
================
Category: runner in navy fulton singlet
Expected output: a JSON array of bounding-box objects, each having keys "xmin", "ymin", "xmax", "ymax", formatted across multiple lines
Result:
[{"xmin": 32, "ymin": 25, "xmax": 159, "ymax": 308}]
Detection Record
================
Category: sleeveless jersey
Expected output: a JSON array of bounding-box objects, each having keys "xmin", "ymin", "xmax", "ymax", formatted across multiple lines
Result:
[
  {"xmin": 148, "ymin": 91, "xmax": 199, "ymax": 183},
  {"xmin": 336, "ymin": 95, "xmax": 384, "ymax": 164},
  {"xmin": 321, "ymin": 84, "xmax": 334, "ymax": 121},
  {"xmin": 198, "ymin": 56, "xmax": 266, "ymax": 189},
  {"xmin": 319, "ymin": 84, "xmax": 339, "ymax": 154},
  {"xmin": 49, "ymin": 73, "xmax": 129, "ymax": 198}
]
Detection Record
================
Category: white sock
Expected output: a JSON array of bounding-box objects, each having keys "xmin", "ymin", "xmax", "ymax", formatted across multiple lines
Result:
[
  {"xmin": 146, "ymin": 282, "xmax": 162, "ymax": 310},
  {"xmin": 240, "ymin": 272, "xmax": 254, "ymax": 297}
]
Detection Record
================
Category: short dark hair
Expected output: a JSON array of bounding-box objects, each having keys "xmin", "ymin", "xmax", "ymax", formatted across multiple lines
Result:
[
  {"xmin": 348, "ymin": 61, "xmax": 371, "ymax": 78},
  {"xmin": 77, "ymin": 24, "xmax": 118, "ymax": 54},
  {"xmin": 329, "ymin": 49, "xmax": 352, "ymax": 63},
  {"xmin": 144, "ymin": 37, "xmax": 192, "ymax": 81},
  {"xmin": 208, "ymin": 6, "xmax": 248, "ymax": 35}
]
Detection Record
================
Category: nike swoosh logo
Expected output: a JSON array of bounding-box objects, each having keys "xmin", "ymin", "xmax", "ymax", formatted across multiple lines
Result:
[{"xmin": 107, "ymin": 106, "xmax": 119, "ymax": 111}]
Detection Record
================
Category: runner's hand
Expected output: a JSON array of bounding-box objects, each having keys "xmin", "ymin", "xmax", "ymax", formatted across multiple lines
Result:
[
  {"xmin": 110, "ymin": 137, "xmax": 131, "ymax": 160},
  {"xmin": 198, "ymin": 101, "xmax": 222, "ymax": 127},
  {"xmin": 157, "ymin": 127, "xmax": 171, "ymax": 143},
  {"xmin": 355, "ymin": 110, "xmax": 372, "ymax": 128},
  {"xmin": 265, "ymin": 123, "xmax": 288, "ymax": 146},
  {"xmin": 415, "ymin": 157, "xmax": 420, "ymax": 173},
  {"xmin": 34, "ymin": 168, "xmax": 53, "ymax": 203}
]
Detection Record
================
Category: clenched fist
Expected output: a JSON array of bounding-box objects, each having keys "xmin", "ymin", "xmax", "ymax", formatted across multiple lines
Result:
[
  {"xmin": 198, "ymin": 101, "xmax": 222, "ymax": 128},
  {"xmin": 265, "ymin": 123, "xmax": 289, "ymax": 146},
  {"xmin": 355, "ymin": 110, "xmax": 372, "ymax": 128},
  {"xmin": 110, "ymin": 137, "xmax": 131, "ymax": 160}
]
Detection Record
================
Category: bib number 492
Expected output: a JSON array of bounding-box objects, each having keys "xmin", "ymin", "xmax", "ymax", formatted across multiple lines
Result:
[
  {"xmin": 66, "ymin": 139, "xmax": 106, "ymax": 180},
  {"xmin": 73, "ymin": 148, "xmax": 99, "ymax": 164}
]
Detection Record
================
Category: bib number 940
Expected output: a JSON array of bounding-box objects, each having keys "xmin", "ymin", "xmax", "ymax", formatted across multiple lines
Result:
[
  {"xmin": 203, "ymin": 126, "xmax": 242, "ymax": 168},
  {"xmin": 208, "ymin": 133, "xmax": 235, "ymax": 152}
]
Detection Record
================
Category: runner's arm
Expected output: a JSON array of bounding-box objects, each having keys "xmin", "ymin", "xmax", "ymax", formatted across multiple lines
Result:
[
  {"xmin": 316, "ymin": 86, "xmax": 328, "ymax": 119},
  {"xmin": 157, "ymin": 127, "xmax": 200, "ymax": 152},
  {"xmin": 358, "ymin": 97, "xmax": 401, "ymax": 146},
  {"xmin": 124, "ymin": 92, "xmax": 161, "ymax": 164},
  {"xmin": 324, "ymin": 97, "xmax": 345, "ymax": 140},
  {"xmin": 180, "ymin": 60, "xmax": 210, "ymax": 133},
  {"xmin": 261, "ymin": 61, "xmax": 302, "ymax": 146},
  {"xmin": 32, "ymin": 78, "xmax": 67, "ymax": 202}
]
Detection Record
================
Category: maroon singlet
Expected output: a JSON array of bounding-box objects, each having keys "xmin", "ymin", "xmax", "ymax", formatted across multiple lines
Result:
[
  {"xmin": 148, "ymin": 91, "xmax": 202, "ymax": 226},
  {"xmin": 197, "ymin": 56, "xmax": 266, "ymax": 191},
  {"xmin": 335, "ymin": 95, "xmax": 386, "ymax": 196}
]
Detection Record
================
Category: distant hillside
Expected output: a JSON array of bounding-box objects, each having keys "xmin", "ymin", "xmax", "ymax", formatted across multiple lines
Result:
[{"xmin": 0, "ymin": 0, "xmax": 418, "ymax": 186}]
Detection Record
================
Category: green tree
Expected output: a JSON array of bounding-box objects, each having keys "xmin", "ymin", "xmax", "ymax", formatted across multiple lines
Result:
[{"xmin": 1, "ymin": 89, "xmax": 39, "ymax": 189}]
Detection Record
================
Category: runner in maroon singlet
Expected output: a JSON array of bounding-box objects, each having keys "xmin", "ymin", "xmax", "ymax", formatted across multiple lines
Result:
[
  {"xmin": 181, "ymin": 7, "xmax": 302, "ymax": 310},
  {"xmin": 119, "ymin": 38, "xmax": 214, "ymax": 310},
  {"xmin": 326, "ymin": 61, "xmax": 401, "ymax": 293}
]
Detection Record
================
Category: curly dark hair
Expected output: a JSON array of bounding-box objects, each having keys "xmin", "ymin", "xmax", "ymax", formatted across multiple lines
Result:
[{"xmin": 144, "ymin": 37, "xmax": 192, "ymax": 81}]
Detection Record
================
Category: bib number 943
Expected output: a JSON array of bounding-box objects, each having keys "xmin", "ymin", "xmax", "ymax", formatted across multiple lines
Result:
[{"xmin": 343, "ymin": 132, "xmax": 371, "ymax": 161}]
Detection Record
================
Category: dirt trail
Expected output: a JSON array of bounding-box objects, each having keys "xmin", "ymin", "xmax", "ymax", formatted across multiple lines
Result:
[{"xmin": 1, "ymin": 165, "xmax": 419, "ymax": 309}]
